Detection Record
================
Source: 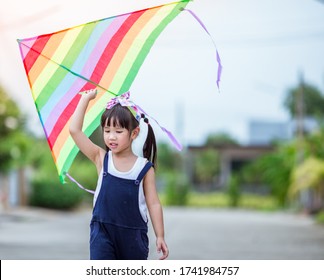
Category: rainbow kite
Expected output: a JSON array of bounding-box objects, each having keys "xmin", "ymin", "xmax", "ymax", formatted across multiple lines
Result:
[{"xmin": 17, "ymin": 0, "xmax": 221, "ymax": 184}]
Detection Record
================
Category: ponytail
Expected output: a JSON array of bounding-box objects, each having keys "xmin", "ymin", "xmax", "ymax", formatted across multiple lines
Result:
[{"xmin": 142, "ymin": 118, "xmax": 157, "ymax": 168}]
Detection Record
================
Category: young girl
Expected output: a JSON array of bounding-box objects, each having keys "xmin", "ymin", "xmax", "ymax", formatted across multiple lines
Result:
[{"xmin": 69, "ymin": 89, "xmax": 169, "ymax": 260}]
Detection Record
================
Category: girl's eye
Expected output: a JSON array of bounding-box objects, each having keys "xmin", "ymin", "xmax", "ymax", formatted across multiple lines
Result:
[{"xmin": 116, "ymin": 130, "xmax": 123, "ymax": 133}]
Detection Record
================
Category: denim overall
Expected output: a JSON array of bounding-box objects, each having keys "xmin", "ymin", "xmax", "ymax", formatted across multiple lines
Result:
[{"xmin": 90, "ymin": 153, "xmax": 153, "ymax": 260}]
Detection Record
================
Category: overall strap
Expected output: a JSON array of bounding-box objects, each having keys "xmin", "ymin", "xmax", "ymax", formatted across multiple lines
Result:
[
  {"xmin": 134, "ymin": 162, "xmax": 153, "ymax": 185},
  {"xmin": 103, "ymin": 152, "xmax": 109, "ymax": 176}
]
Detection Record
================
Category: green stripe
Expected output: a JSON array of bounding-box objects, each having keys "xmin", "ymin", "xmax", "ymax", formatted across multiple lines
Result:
[
  {"xmin": 58, "ymin": 145, "xmax": 79, "ymax": 183},
  {"xmin": 35, "ymin": 23, "xmax": 97, "ymax": 110},
  {"xmin": 119, "ymin": 1, "xmax": 189, "ymax": 93}
]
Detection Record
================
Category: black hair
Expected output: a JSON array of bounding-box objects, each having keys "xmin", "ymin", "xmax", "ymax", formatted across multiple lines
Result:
[{"xmin": 100, "ymin": 104, "xmax": 157, "ymax": 166}]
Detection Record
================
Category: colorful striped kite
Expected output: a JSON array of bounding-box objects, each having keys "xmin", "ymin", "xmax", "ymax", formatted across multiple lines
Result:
[{"xmin": 17, "ymin": 0, "xmax": 221, "ymax": 184}]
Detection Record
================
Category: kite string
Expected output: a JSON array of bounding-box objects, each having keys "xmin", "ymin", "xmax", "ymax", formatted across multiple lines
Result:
[
  {"xmin": 18, "ymin": 40, "xmax": 118, "ymax": 96},
  {"xmin": 181, "ymin": 8, "xmax": 223, "ymax": 90},
  {"xmin": 65, "ymin": 172, "xmax": 95, "ymax": 194}
]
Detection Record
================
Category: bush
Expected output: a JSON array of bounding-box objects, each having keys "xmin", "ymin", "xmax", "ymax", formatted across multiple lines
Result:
[
  {"xmin": 227, "ymin": 175, "xmax": 241, "ymax": 207},
  {"xmin": 164, "ymin": 174, "xmax": 190, "ymax": 206},
  {"xmin": 315, "ymin": 211, "xmax": 324, "ymax": 225},
  {"xmin": 30, "ymin": 176, "xmax": 84, "ymax": 210},
  {"xmin": 176, "ymin": 191, "xmax": 278, "ymax": 211},
  {"xmin": 187, "ymin": 192, "xmax": 229, "ymax": 208},
  {"xmin": 28, "ymin": 149, "xmax": 91, "ymax": 210}
]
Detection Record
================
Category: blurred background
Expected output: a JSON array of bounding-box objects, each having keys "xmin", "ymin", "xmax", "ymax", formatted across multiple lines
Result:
[{"xmin": 1, "ymin": 0, "xmax": 324, "ymax": 259}]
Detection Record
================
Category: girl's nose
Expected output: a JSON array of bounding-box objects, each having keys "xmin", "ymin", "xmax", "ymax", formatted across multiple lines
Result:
[{"xmin": 109, "ymin": 132, "xmax": 116, "ymax": 140}]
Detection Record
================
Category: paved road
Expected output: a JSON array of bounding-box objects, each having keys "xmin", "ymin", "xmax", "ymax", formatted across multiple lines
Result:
[{"xmin": 1, "ymin": 207, "xmax": 324, "ymax": 260}]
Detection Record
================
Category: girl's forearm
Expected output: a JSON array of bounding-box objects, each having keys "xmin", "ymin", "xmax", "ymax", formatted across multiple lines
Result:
[
  {"xmin": 70, "ymin": 96, "xmax": 90, "ymax": 134},
  {"xmin": 68, "ymin": 90, "xmax": 101, "ymax": 165},
  {"xmin": 149, "ymin": 203, "xmax": 165, "ymax": 239}
]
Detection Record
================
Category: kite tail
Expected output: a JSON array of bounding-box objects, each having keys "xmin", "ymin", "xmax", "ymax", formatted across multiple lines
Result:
[
  {"xmin": 181, "ymin": 8, "xmax": 223, "ymax": 91},
  {"xmin": 65, "ymin": 172, "xmax": 95, "ymax": 194},
  {"xmin": 136, "ymin": 104, "xmax": 183, "ymax": 151}
]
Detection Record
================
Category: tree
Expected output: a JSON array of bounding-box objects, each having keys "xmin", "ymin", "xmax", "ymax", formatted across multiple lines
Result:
[
  {"xmin": 205, "ymin": 132, "xmax": 238, "ymax": 146},
  {"xmin": 194, "ymin": 148, "xmax": 219, "ymax": 184},
  {"xmin": 290, "ymin": 157, "xmax": 324, "ymax": 211},
  {"xmin": 284, "ymin": 82, "xmax": 324, "ymax": 119},
  {"xmin": 0, "ymin": 84, "xmax": 25, "ymax": 172},
  {"xmin": 288, "ymin": 128, "xmax": 324, "ymax": 211},
  {"xmin": 157, "ymin": 142, "xmax": 181, "ymax": 173},
  {"xmin": 240, "ymin": 142, "xmax": 296, "ymax": 207}
]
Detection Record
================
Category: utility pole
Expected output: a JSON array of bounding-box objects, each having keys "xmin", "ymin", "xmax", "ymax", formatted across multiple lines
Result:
[
  {"xmin": 175, "ymin": 100, "xmax": 188, "ymax": 177},
  {"xmin": 295, "ymin": 70, "xmax": 310, "ymax": 212},
  {"xmin": 296, "ymin": 71, "xmax": 304, "ymax": 142}
]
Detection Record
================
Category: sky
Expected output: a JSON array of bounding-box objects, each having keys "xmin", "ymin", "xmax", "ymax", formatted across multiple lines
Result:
[{"xmin": 0, "ymin": 0, "xmax": 323, "ymax": 147}]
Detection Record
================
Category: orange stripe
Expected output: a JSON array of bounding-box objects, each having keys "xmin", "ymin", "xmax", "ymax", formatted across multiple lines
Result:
[{"xmin": 28, "ymin": 32, "xmax": 67, "ymax": 85}]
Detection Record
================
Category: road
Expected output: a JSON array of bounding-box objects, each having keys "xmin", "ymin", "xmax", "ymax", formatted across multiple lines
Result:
[{"xmin": 1, "ymin": 207, "xmax": 324, "ymax": 260}]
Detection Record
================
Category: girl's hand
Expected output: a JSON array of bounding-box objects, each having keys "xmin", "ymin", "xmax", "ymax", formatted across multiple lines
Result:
[
  {"xmin": 156, "ymin": 237, "xmax": 169, "ymax": 260},
  {"xmin": 79, "ymin": 89, "xmax": 97, "ymax": 101}
]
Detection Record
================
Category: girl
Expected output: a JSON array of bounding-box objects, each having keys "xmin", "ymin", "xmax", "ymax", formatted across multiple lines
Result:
[{"xmin": 69, "ymin": 89, "xmax": 168, "ymax": 260}]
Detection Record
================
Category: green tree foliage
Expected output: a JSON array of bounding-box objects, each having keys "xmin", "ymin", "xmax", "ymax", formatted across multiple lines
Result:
[
  {"xmin": 0, "ymin": 84, "xmax": 30, "ymax": 172},
  {"xmin": 155, "ymin": 143, "xmax": 190, "ymax": 205},
  {"xmin": 29, "ymin": 139, "xmax": 90, "ymax": 209},
  {"xmin": 240, "ymin": 82, "xmax": 324, "ymax": 209},
  {"xmin": 157, "ymin": 142, "xmax": 181, "ymax": 173},
  {"xmin": 190, "ymin": 132, "xmax": 237, "ymax": 185},
  {"xmin": 284, "ymin": 83, "xmax": 324, "ymax": 119},
  {"xmin": 164, "ymin": 174, "xmax": 190, "ymax": 206},
  {"xmin": 205, "ymin": 132, "xmax": 238, "ymax": 146},
  {"xmin": 288, "ymin": 128, "xmax": 324, "ymax": 208},
  {"xmin": 194, "ymin": 148, "xmax": 219, "ymax": 184},
  {"xmin": 290, "ymin": 157, "xmax": 324, "ymax": 198},
  {"xmin": 227, "ymin": 174, "xmax": 241, "ymax": 207},
  {"xmin": 301, "ymin": 127, "xmax": 324, "ymax": 158},
  {"xmin": 240, "ymin": 143, "xmax": 296, "ymax": 207}
]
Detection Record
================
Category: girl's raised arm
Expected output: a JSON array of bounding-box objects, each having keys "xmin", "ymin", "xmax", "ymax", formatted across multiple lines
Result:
[{"xmin": 69, "ymin": 89, "xmax": 104, "ymax": 170}]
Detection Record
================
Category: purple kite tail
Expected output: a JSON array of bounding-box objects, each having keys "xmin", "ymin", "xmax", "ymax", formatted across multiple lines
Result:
[
  {"xmin": 182, "ymin": 8, "xmax": 223, "ymax": 91},
  {"xmin": 216, "ymin": 50, "xmax": 222, "ymax": 89},
  {"xmin": 136, "ymin": 104, "xmax": 183, "ymax": 151}
]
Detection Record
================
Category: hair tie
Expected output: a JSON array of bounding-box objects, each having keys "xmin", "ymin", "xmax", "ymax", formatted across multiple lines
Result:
[{"xmin": 106, "ymin": 91, "xmax": 182, "ymax": 151}]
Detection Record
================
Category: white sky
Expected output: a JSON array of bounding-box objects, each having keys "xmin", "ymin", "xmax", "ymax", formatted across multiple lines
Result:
[{"xmin": 0, "ymin": 0, "xmax": 323, "ymax": 147}]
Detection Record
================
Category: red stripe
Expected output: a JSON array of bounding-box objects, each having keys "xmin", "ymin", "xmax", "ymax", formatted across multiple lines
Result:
[
  {"xmin": 88, "ymin": 10, "xmax": 146, "ymax": 85},
  {"xmin": 23, "ymin": 36, "xmax": 51, "ymax": 73},
  {"xmin": 47, "ymin": 10, "xmax": 147, "ymax": 147},
  {"xmin": 47, "ymin": 94, "xmax": 82, "ymax": 149}
]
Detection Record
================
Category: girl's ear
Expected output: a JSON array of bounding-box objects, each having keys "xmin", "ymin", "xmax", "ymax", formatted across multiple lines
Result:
[{"xmin": 131, "ymin": 126, "xmax": 140, "ymax": 140}]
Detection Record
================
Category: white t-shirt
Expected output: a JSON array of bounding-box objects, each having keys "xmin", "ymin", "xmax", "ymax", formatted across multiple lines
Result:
[{"xmin": 93, "ymin": 151, "xmax": 149, "ymax": 223}]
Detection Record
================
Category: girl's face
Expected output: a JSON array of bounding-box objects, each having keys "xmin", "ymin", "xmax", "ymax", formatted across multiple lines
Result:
[{"xmin": 103, "ymin": 118, "xmax": 139, "ymax": 154}]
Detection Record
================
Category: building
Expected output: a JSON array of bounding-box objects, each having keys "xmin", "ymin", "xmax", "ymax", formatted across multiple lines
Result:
[{"xmin": 188, "ymin": 144, "xmax": 274, "ymax": 190}]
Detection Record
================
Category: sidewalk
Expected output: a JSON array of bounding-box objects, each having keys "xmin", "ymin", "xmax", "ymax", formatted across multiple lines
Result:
[{"xmin": 1, "ymin": 206, "xmax": 324, "ymax": 260}]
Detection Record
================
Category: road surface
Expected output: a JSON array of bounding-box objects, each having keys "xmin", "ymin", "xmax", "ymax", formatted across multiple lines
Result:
[{"xmin": 1, "ymin": 207, "xmax": 324, "ymax": 260}]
